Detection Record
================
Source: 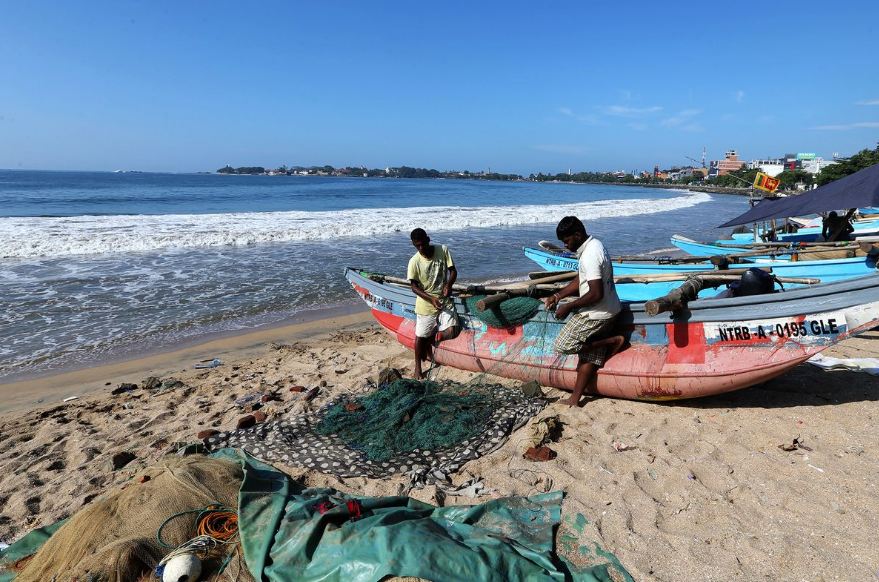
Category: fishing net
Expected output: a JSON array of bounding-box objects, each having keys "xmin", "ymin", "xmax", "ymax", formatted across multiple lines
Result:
[
  {"xmin": 205, "ymin": 381, "xmax": 545, "ymax": 486},
  {"xmin": 316, "ymin": 378, "xmax": 495, "ymax": 461},
  {"xmin": 464, "ymin": 295, "xmax": 542, "ymax": 328},
  {"xmin": 9, "ymin": 456, "xmax": 252, "ymax": 582}
]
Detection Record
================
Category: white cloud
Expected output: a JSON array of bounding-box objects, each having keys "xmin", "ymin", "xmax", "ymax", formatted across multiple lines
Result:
[
  {"xmin": 600, "ymin": 105, "xmax": 663, "ymax": 117},
  {"xmin": 660, "ymin": 109, "xmax": 702, "ymax": 128},
  {"xmin": 533, "ymin": 144, "xmax": 589, "ymax": 155},
  {"xmin": 557, "ymin": 107, "xmax": 602, "ymax": 125},
  {"xmin": 735, "ymin": 90, "xmax": 745, "ymax": 103},
  {"xmin": 856, "ymin": 99, "xmax": 879, "ymax": 106},
  {"xmin": 810, "ymin": 121, "xmax": 879, "ymax": 130}
]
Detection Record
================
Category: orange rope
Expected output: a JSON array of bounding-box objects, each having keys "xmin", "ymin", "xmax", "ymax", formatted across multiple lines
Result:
[{"xmin": 197, "ymin": 510, "xmax": 238, "ymax": 541}]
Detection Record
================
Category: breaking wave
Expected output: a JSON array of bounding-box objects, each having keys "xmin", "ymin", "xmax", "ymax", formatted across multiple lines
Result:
[{"xmin": 0, "ymin": 192, "xmax": 711, "ymax": 259}]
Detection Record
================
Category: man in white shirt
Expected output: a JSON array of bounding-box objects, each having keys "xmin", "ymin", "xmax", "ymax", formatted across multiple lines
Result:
[{"xmin": 544, "ymin": 216, "xmax": 623, "ymax": 406}]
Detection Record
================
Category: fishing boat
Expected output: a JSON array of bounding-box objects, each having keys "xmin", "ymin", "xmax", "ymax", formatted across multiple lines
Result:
[
  {"xmin": 524, "ymin": 243, "xmax": 877, "ymax": 287},
  {"xmin": 670, "ymin": 235, "xmax": 769, "ymax": 257},
  {"xmin": 723, "ymin": 216, "xmax": 879, "ymax": 243},
  {"xmin": 345, "ymin": 267, "xmax": 879, "ymax": 401}
]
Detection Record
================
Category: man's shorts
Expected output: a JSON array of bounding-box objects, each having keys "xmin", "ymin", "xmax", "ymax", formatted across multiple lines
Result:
[
  {"xmin": 554, "ymin": 313, "xmax": 617, "ymax": 365},
  {"xmin": 415, "ymin": 305, "xmax": 459, "ymax": 338}
]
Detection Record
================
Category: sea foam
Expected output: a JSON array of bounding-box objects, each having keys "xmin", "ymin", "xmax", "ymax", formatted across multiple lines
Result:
[{"xmin": 0, "ymin": 192, "xmax": 711, "ymax": 259}]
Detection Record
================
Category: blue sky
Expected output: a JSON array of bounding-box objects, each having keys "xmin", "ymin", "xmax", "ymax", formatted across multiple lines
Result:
[{"xmin": 1, "ymin": 1, "xmax": 878, "ymax": 174}]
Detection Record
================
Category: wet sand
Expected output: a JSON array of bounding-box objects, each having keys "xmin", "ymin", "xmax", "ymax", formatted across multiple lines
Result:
[{"xmin": 1, "ymin": 317, "xmax": 878, "ymax": 581}]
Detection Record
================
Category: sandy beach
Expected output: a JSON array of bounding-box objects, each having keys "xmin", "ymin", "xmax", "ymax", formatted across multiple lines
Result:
[{"xmin": 2, "ymin": 315, "xmax": 878, "ymax": 581}]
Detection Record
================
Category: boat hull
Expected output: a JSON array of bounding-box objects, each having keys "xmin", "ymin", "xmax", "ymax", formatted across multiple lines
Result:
[{"xmin": 346, "ymin": 268, "xmax": 879, "ymax": 401}]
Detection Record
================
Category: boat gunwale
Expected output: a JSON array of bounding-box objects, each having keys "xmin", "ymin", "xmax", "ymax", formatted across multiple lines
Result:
[{"xmin": 344, "ymin": 267, "xmax": 879, "ymax": 324}]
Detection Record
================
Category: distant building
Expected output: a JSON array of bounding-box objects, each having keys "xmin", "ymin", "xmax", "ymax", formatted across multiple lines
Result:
[
  {"xmin": 708, "ymin": 150, "xmax": 746, "ymax": 177},
  {"xmin": 747, "ymin": 158, "xmax": 785, "ymax": 177},
  {"xmin": 800, "ymin": 157, "xmax": 836, "ymax": 175}
]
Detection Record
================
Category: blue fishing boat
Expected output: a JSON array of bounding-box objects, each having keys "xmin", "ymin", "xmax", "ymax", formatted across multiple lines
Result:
[
  {"xmin": 524, "ymin": 242, "xmax": 878, "ymax": 292},
  {"xmin": 720, "ymin": 216, "xmax": 879, "ymax": 244}
]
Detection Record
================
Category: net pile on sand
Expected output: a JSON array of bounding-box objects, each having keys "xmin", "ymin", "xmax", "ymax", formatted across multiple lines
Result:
[
  {"xmin": 316, "ymin": 378, "xmax": 497, "ymax": 461},
  {"xmin": 11, "ymin": 456, "xmax": 252, "ymax": 582},
  {"xmin": 206, "ymin": 380, "xmax": 545, "ymax": 486}
]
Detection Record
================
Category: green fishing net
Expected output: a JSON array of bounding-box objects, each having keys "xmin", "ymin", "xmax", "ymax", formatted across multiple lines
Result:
[
  {"xmin": 464, "ymin": 295, "xmax": 542, "ymax": 328},
  {"xmin": 316, "ymin": 379, "xmax": 497, "ymax": 461}
]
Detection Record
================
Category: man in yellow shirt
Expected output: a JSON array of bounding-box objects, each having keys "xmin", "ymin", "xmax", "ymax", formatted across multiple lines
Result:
[{"xmin": 407, "ymin": 228, "xmax": 460, "ymax": 379}]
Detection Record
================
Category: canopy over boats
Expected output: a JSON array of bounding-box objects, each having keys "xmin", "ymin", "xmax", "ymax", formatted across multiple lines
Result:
[
  {"xmin": 719, "ymin": 162, "xmax": 879, "ymax": 227},
  {"xmin": 346, "ymin": 267, "xmax": 879, "ymax": 401}
]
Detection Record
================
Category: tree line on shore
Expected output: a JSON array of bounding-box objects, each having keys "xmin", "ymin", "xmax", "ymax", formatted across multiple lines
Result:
[{"xmin": 216, "ymin": 144, "xmax": 879, "ymax": 190}]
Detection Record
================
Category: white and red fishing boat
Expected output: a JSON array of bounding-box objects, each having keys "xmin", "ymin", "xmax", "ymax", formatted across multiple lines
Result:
[{"xmin": 346, "ymin": 268, "xmax": 879, "ymax": 401}]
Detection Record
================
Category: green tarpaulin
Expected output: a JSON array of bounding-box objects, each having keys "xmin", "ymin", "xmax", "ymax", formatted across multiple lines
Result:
[
  {"xmin": 220, "ymin": 449, "xmax": 631, "ymax": 582},
  {"xmin": 0, "ymin": 450, "xmax": 632, "ymax": 582}
]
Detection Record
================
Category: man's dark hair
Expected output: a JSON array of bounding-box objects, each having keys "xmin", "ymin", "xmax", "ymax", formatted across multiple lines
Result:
[
  {"xmin": 410, "ymin": 228, "xmax": 429, "ymax": 242},
  {"xmin": 827, "ymin": 211, "xmax": 838, "ymax": 218},
  {"xmin": 556, "ymin": 216, "xmax": 586, "ymax": 239}
]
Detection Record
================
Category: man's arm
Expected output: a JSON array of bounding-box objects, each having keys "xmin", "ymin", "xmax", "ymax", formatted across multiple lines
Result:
[
  {"xmin": 554, "ymin": 278, "xmax": 603, "ymax": 319},
  {"xmin": 410, "ymin": 280, "xmax": 442, "ymax": 309},
  {"xmin": 442, "ymin": 266, "xmax": 457, "ymax": 297},
  {"xmin": 543, "ymin": 276, "xmax": 580, "ymax": 310},
  {"xmin": 844, "ymin": 209, "xmax": 856, "ymax": 235}
]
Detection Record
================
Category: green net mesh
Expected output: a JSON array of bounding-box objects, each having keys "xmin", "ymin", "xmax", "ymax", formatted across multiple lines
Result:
[
  {"xmin": 316, "ymin": 379, "xmax": 497, "ymax": 461},
  {"xmin": 464, "ymin": 295, "xmax": 542, "ymax": 328}
]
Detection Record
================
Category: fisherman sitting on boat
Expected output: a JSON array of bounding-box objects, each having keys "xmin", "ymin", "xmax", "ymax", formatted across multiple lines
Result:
[
  {"xmin": 544, "ymin": 217, "xmax": 623, "ymax": 407},
  {"xmin": 822, "ymin": 209, "xmax": 856, "ymax": 242},
  {"xmin": 407, "ymin": 228, "xmax": 461, "ymax": 379}
]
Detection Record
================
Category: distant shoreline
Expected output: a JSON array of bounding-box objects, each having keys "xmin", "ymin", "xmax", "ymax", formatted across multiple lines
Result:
[{"xmin": 593, "ymin": 181, "xmax": 753, "ymax": 196}]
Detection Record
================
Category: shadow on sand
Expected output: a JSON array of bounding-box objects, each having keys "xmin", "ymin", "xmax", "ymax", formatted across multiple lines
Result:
[{"xmin": 657, "ymin": 362, "xmax": 879, "ymax": 410}]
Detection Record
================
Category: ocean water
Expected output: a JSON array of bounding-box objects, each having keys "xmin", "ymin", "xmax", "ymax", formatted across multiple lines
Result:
[{"xmin": 0, "ymin": 171, "xmax": 750, "ymax": 380}]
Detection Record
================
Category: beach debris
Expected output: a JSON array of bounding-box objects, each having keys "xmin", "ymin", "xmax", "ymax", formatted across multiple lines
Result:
[
  {"xmin": 528, "ymin": 415, "xmax": 562, "ymax": 448},
  {"xmin": 196, "ymin": 429, "xmax": 220, "ymax": 440},
  {"xmin": 304, "ymin": 387, "xmax": 320, "ymax": 401},
  {"xmin": 518, "ymin": 380, "xmax": 544, "ymax": 398},
  {"xmin": 344, "ymin": 401, "xmax": 363, "ymax": 412},
  {"xmin": 111, "ymin": 383, "xmax": 138, "ymax": 395},
  {"xmin": 334, "ymin": 368, "xmax": 348, "ymax": 375},
  {"xmin": 612, "ymin": 440, "xmax": 635, "ymax": 452},
  {"xmin": 319, "ymin": 380, "xmax": 328, "ymax": 388},
  {"xmin": 438, "ymin": 477, "xmax": 492, "ymax": 498},
  {"xmin": 194, "ymin": 357, "xmax": 222, "ymax": 369},
  {"xmin": 160, "ymin": 378, "xmax": 184, "ymax": 391},
  {"xmin": 63, "ymin": 396, "xmax": 79, "ymax": 402},
  {"xmin": 138, "ymin": 475, "xmax": 151, "ymax": 484},
  {"xmin": 377, "ymin": 367, "xmax": 403, "ymax": 386},
  {"xmin": 253, "ymin": 410, "xmax": 268, "ymax": 423},
  {"xmin": 524, "ymin": 445, "xmax": 557, "ymax": 462},
  {"xmin": 778, "ymin": 437, "xmax": 813, "ymax": 452},
  {"xmin": 290, "ymin": 385, "xmax": 306, "ymax": 393},
  {"xmin": 234, "ymin": 392, "xmax": 262, "ymax": 408},
  {"xmin": 143, "ymin": 376, "xmax": 162, "ymax": 390},
  {"xmin": 236, "ymin": 415, "xmax": 256, "ymax": 430},
  {"xmin": 807, "ymin": 353, "xmax": 879, "ymax": 375},
  {"xmin": 108, "ymin": 451, "xmax": 136, "ymax": 471},
  {"xmin": 808, "ymin": 464, "xmax": 825, "ymax": 473},
  {"xmin": 261, "ymin": 393, "xmax": 282, "ymax": 403}
]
